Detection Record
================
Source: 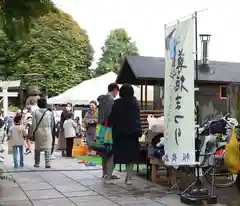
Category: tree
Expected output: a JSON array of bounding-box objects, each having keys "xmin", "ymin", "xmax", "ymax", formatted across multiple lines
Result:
[
  {"xmin": 0, "ymin": 0, "xmax": 57, "ymax": 40},
  {"xmin": 0, "ymin": 30, "xmax": 35, "ymax": 79},
  {"xmin": 95, "ymin": 28, "xmax": 139, "ymax": 76},
  {"xmin": 0, "ymin": 31, "xmax": 10, "ymax": 76},
  {"xmin": 0, "ymin": 11, "xmax": 94, "ymax": 96}
]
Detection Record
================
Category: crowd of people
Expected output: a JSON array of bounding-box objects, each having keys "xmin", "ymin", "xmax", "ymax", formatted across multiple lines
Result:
[
  {"xmin": 5, "ymin": 98, "xmax": 58, "ymax": 168},
  {"xmin": 0, "ymin": 98, "xmax": 81, "ymax": 168},
  {"xmin": 85, "ymin": 83, "xmax": 142, "ymax": 185},
  {"xmin": 1, "ymin": 82, "xmax": 142, "ymax": 185}
]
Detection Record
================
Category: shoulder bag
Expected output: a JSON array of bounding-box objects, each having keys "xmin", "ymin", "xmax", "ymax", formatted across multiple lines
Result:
[
  {"xmin": 31, "ymin": 110, "xmax": 48, "ymax": 141},
  {"xmin": 92, "ymin": 121, "xmax": 113, "ymax": 158}
]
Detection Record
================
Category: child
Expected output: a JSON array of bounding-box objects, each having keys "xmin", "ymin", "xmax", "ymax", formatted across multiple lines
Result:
[
  {"xmin": 75, "ymin": 116, "xmax": 82, "ymax": 137},
  {"xmin": 23, "ymin": 107, "xmax": 32, "ymax": 155},
  {"xmin": 10, "ymin": 115, "xmax": 27, "ymax": 168},
  {"xmin": 63, "ymin": 113, "xmax": 77, "ymax": 157}
]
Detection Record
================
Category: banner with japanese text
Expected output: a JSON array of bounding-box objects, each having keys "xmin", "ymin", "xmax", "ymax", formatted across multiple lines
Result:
[{"xmin": 164, "ymin": 17, "xmax": 195, "ymax": 165}]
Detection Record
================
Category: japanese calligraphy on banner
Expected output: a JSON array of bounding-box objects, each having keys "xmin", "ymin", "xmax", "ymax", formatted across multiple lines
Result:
[{"xmin": 164, "ymin": 17, "xmax": 195, "ymax": 166}]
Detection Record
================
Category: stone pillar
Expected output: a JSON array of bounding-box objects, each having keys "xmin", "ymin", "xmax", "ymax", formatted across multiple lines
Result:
[
  {"xmin": 25, "ymin": 86, "xmax": 41, "ymax": 108},
  {"xmin": 2, "ymin": 87, "xmax": 8, "ymax": 117}
]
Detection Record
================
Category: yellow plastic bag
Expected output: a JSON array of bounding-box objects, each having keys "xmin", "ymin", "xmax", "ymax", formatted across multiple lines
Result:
[{"xmin": 224, "ymin": 128, "xmax": 240, "ymax": 174}]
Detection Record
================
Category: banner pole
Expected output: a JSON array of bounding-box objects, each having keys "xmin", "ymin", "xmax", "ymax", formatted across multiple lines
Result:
[
  {"xmin": 195, "ymin": 11, "xmax": 199, "ymax": 84},
  {"xmin": 165, "ymin": 8, "xmax": 208, "ymax": 27},
  {"xmin": 194, "ymin": 10, "xmax": 201, "ymax": 184}
]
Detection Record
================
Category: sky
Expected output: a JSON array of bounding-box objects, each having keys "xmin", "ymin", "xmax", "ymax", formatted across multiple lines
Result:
[{"xmin": 53, "ymin": 0, "xmax": 240, "ymax": 68}]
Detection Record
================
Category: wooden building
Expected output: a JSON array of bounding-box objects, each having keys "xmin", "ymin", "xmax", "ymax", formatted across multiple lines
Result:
[{"xmin": 117, "ymin": 56, "xmax": 240, "ymax": 122}]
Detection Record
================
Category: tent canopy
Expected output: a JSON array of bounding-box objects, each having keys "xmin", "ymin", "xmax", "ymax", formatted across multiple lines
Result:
[{"xmin": 48, "ymin": 72, "xmax": 153, "ymax": 105}]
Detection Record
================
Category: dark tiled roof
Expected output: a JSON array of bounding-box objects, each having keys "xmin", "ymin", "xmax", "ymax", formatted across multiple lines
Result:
[
  {"xmin": 116, "ymin": 56, "xmax": 240, "ymax": 85},
  {"xmin": 200, "ymin": 60, "xmax": 240, "ymax": 83},
  {"xmin": 127, "ymin": 56, "xmax": 164, "ymax": 79}
]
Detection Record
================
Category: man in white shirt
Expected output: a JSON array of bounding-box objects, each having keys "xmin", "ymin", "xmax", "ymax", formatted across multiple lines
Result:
[{"xmin": 47, "ymin": 105, "xmax": 57, "ymax": 160}]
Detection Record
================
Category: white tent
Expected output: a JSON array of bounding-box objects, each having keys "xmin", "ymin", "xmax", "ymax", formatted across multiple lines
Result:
[{"xmin": 48, "ymin": 72, "xmax": 154, "ymax": 105}]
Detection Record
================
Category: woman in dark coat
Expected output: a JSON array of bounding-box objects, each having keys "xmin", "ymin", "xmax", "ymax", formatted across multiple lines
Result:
[{"xmin": 108, "ymin": 84, "xmax": 142, "ymax": 185}]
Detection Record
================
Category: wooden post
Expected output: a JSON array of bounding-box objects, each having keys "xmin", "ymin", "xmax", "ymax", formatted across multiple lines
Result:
[
  {"xmin": 151, "ymin": 164, "xmax": 157, "ymax": 183},
  {"xmin": 153, "ymin": 85, "xmax": 161, "ymax": 109}
]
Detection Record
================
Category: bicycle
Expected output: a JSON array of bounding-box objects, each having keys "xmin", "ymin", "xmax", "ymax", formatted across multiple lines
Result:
[
  {"xmin": 199, "ymin": 114, "xmax": 238, "ymax": 188},
  {"xmin": 203, "ymin": 144, "xmax": 237, "ymax": 188}
]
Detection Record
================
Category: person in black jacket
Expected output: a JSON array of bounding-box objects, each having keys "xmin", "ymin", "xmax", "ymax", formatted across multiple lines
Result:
[
  {"xmin": 108, "ymin": 84, "xmax": 142, "ymax": 185},
  {"xmin": 47, "ymin": 105, "xmax": 57, "ymax": 158}
]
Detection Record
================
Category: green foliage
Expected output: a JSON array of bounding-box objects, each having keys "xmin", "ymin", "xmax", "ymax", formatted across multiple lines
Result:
[
  {"xmin": 8, "ymin": 105, "xmax": 19, "ymax": 112},
  {"xmin": 0, "ymin": 30, "xmax": 13, "ymax": 78},
  {"xmin": 0, "ymin": 32, "xmax": 7, "ymax": 74},
  {"xmin": 94, "ymin": 28, "xmax": 139, "ymax": 76},
  {"xmin": 0, "ymin": 0, "xmax": 57, "ymax": 40},
  {"xmin": 0, "ymin": 30, "xmax": 28, "ymax": 79},
  {"xmin": 0, "ymin": 11, "xmax": 94, "ymax": 96}
]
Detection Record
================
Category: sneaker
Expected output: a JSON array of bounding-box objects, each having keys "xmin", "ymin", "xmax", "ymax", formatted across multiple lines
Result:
[
  {"xmin": 125, "ymin": 179, "xmax": 132, "ymax": 185},
  {"xmin": 33, "ymin": 164, "xmax": 40, "ymax": 168},
  {"xmin": 125, "ymin": 176, "xmax": 132, "ymax": 185},
  {"xmin": 104, "ymin": 176, "xmax": 114, "ymax": 184},
  {"xmin": 62, "ymin": 150, "xmax": 67, "ymax": 157},
  {"xmin": 110, "ymin": 174, "xmax": 120, "ymax": 179},
  {"xmin": 45, "ymin": 165, "xmax": 51, "ymax": 169},
  {"xmin": 51, "ymin": 155, "xmax": 56, "ymax": 160},
  {"xmin": 0, "ymin": 156, "xmax": 4, "ymax": 163},
  {"xmin": 25, "ymin": 149, "xmax": 31, "ymax": 155}
]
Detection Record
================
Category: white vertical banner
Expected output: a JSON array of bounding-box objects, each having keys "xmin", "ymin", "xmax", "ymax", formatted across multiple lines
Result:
[{"xmin": 164, "ymin": 17, "xmax": 195, "ymax": 166}]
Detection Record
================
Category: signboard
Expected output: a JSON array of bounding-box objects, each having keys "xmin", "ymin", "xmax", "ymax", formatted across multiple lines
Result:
[{"xmin": 164, "ymin": 17, "xmax": 195, "ymax": 165}]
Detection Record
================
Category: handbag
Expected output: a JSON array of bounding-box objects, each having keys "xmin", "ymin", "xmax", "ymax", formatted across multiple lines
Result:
[
  {"xmin": 31, "ymin": 110, "xmax": 48, "ymax": 141},
  {"xmin": 93, "ymin": 121, "xmax": 113, "ymax": 152}
]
